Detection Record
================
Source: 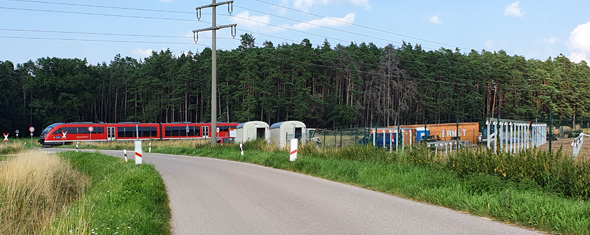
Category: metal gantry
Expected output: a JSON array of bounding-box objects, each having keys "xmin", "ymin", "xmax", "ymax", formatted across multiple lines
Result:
[{"xmin": 486, "ymin": 118, "xmax": 547, "ymax": 154}]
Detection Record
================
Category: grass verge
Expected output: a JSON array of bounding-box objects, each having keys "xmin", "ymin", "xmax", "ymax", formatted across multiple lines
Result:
[
  {"xmin": 46, "ymin": 151, "xmax": 171, "ymax": 235},
  {"xmin": 148, "ymin": 142, "xmax": 589, "ymax": 234},
  {"xmin": 0, "ymin": 150, "xmax": 88, "ymax": 234}
]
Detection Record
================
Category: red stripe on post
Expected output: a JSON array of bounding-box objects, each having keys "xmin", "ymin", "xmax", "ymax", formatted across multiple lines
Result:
[
  {"xmin": 135, "ymin": 152, "xmax": 142, "ymax": 158},
  {"xmin": 290, "ymin": 150, "xmax": 297, "ymax": 155}
]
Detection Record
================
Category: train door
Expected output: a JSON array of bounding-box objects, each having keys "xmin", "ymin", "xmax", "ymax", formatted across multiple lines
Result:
[
  {"xmin": 202, "ymin": 126, "xmax": 209, "ymax": 138},
  {"xmin": 107, "ymin": 126, "xmax": 115, "ymax": 141}
]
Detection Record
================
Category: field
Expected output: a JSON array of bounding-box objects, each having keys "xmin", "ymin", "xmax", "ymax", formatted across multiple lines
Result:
[{"xmin": 537, "ymin": 137, "xmax": 590, "ymax": 161}]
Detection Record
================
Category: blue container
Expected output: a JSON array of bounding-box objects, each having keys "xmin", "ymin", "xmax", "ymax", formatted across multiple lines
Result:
[{"xmin": 415, "ymin": 127, "xmax": 430, "ymax": 142}]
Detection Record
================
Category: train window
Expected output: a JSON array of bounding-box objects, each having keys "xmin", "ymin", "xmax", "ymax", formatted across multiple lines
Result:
[
  {"xmin": 117, "ymin": 127, "xmax": 137, "ymax": 138},
  {"xmin": 117, "ymin": 127, "xmax": 125, "ymax": 138},
  {"xmin": 62, "ymin": 127, "xmax": 79, "ymax": 134},
  {"xmin": 138, "ymin": 127, "xmax": 157, "ymax": 137},
  {"xmin": 188, "ymin": 126, "xmax": 201, "ymax": 136},
  {"xmin": 93, "ymin": 127, "xmax": 104, "ymax": 134},
  {"xmin": 149, "ymin": 127, "xmax": 157, "ymax": 137},
  {"xmin": 164, "ymin": 126, "xmax": 183, "ymax": 137}
]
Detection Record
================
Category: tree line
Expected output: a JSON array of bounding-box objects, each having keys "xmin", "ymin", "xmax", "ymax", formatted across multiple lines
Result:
[{"xmin": 1, "ymin": 34, "xmax": 589, "ymax": 133}]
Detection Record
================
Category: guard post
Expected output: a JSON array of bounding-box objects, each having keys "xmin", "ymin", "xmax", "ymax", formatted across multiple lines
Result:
[{"xmin": 134, "ymin": 140, "xmax": 143, "ymax": 165}]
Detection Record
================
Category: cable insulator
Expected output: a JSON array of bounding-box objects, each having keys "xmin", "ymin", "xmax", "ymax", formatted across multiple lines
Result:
[
  {"xmin": 196, "ymin": 8, "xmax": 201, "ymax": 20},
  {"xmin": 193, "ymin": 32, "xmax": 198, "ymax": 43},
  {"xmin": 228, "ymin": 2, "xmax": 233, "ymax": 15},
  {"xmin": 231, "ymin": 25, "xmax": 236, "ymax": 38}
]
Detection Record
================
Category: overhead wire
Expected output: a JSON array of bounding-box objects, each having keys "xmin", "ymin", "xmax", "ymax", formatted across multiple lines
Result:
[
  {"xmin": 252, "ymin": 0, "xmax": 466, "ymax": 50},
  {"xmin": 0, "ymin": 2, "xmax": 491, "ymax": 88},
  {"xmin": 0, "ymin": 1, "xmax": 558, "ymax": 122},
  {"xmin": 0, "ymin": 35, "xmax": 206, "ymax": 46},
  {"xmin": 0, "ymin": 28, "xmax": 235, "ymax": 40},
  {"xmin": 6, "ymin": 0, "xmax": 206, "ymax": 15},
  {"xmin": 1, "ymin": 26, "xmax": 477, "ymax": 88},
  {"xmin": 0, "ymin": 6, "xmax": 196, "ymax": 22},
  {"xmin": 5, "ymin": 0, "xmax": 453, "ymax": 51},
  {"xmin": 232, "ymin": 4, "xmax": 403, "ymax": 46}
]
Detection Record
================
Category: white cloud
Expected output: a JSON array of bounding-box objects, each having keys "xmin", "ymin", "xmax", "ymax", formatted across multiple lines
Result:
[
  {"xmin": 428, "ymin": 13, "xmax": 441, "ymax": 25},
  {"xmin": 229, "ymin": 11, "xmax": 271, "ymax": 32},
  {"xmin": 569, "ymin": 21, "xmax": 590, "ymax": 63},
  {"xmin": 484, "ymin": 40, "xmax": 507, "ymax": 51},
  {"xmin": 570, "ymin": 52, "xmax": 588, "ymax": 63},
  {"xmin": 132, "ymin": 48, "xmax": 153, "ymax": 58},
  {"xmin": 504, "ymin": 1, "xmax": 524, "ymax": 18},
  {"xmin": 540, "ymin": 37, "xmax": 559, "ymax": 45},
  {"xmin": 293, "ymin": 0, "xmax": 370, "ymax": 12},
  {"xmin": 277, "ymin": 0, "xmax": 289, "ymax": 15},
  {"xmin": 290, "ymin": 13, "xmax": 355, "ymax": 30},
  {"xmin": 231, "ymin": 11, "xmax": 355, "ymax": 33},
  {"xmin": 485, "ymin": 40, "xmax": 494, "ymax": 50}
]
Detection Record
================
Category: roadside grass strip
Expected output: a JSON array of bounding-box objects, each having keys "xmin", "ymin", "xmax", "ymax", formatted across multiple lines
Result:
[
  {"xmin": 0, "ymin": 150, "xmax": 88, "ymax": 234},
  {"xmin": 47, "ymin": 151, "xmax": 171, "ymax": 235},
  {"xmin": 149, "ymin": 143, "xmax": 589, "ymax": 234}
]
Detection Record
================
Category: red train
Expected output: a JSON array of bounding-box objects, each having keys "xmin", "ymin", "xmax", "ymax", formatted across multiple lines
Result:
[{"xmin": 38, "ymin": 122, "xmax": 238, "ymax": 147}]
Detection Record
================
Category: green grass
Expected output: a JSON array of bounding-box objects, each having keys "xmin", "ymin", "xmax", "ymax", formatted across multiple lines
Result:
[
  {"xmin": 46, "ymin": 151, "xmax": 171, "ymax": 235},
  {"xmin": 147, "ymin": 143, "xmax": 589, "ymax": 234}
]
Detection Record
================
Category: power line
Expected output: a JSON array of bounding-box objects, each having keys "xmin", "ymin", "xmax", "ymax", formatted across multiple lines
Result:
[
  {"xmin": 4, "ymin": 0, "xmax": 452, "ymax": 51},
  {"xmin": 233, "ymin": 5, "xmax": 403, "ymax": 46},
  {"xmin": 0, "ymin": 6, "xmax": 196, "ymax": 22},
  {"xmin": 0, "ymin": 28, "xmax": 235, "ymax": 40},
  {"xmin": 0, "ymin": 27, "xmax": 476, "ymax": 88},
  {"xmin": 7, "ymin": 0, "xmax": 205, "ymax": 15},
  {"xmin": 252, "ymin": 0, "xmax": 465, "ymax": 50},
  {"xmin": 0, "ymin": 4, "xmax": 486, "ymax": 83},
  {"xmin": 0, "ymin": 35, "xmax": 209, "ymax": 46}
]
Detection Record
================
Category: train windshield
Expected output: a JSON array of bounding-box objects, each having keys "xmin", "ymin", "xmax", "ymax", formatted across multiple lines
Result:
[{"xmin": 40, "ymin": 123, "xmax": 63, "ymax": 138}]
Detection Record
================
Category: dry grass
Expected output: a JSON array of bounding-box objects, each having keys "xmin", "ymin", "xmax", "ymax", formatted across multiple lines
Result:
[
  {"xmin": 536, "ymin": 137, "xmax": 590, "ymax": 161},
  {"xmin": 0, "ymin": 142, "xmax": 26, "ymax": 155},
  {"xmin": 0, "ymin": 150, "xmax": 89, "ymax": 234},
  {"xmin": 77, "ymin": 139, "xmax": 211, "ymax": 150}
]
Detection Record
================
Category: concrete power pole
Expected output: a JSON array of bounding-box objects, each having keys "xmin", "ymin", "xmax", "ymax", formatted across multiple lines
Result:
[{"xmin": 193, "ymin": 0, "xmax": 236, "ymax": 147}]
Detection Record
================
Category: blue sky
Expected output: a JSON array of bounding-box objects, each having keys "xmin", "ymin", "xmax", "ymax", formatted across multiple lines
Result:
[{"xmin": 1, "ymin": 0, "xmax": 589, "ymax": 65}]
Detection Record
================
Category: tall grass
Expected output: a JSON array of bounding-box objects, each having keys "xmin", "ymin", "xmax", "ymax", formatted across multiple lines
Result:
[
  {"xmin": 447, "ymin": 148, "xmax": 590, "ymax": 200},
  {"xmin": 47, "ymin": 151, "xmax": 171, "ymax": 235},
  {"xmin": 0, "ymin": 150, "xmax": 89, "ymax": 234},
  {"xmin": 0, "ymin": 142, "xmax": 26, "ymax": 155}
]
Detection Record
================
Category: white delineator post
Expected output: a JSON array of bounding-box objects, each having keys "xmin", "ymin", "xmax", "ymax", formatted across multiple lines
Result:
[
  {"xmin": 240, "ymin": 143, "xmax": 244, "ymax": 156},
  {"xmin": 289, "ymin": 138, "xmax": 298, "ymax": 162},
  {"xmin": 149, "ymin": 142, "xmax": 152, "ymax": 153},
  {"xmin": 76, "ymin": 142, "xmax": 79, "ymax": 152},
  {"xmin": 134, "ymin": 140, "xmax": 143, "ymax": 165},
  {"xmin": 124, "ymin": 149, "xmax": 128, "ymax": 162}
]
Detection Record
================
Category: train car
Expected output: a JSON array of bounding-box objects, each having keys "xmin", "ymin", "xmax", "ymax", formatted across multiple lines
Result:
[
  {"xmin": 159, "ymin": 122, "xmax": 238, "ymax": 140},
  {"xmin": 39, "ymin": 122, "xmax": 238, "ymax": 147}
]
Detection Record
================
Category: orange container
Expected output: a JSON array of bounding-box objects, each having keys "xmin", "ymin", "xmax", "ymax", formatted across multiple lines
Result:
[{"xmin": 388, "ymin": 122, "xmax": 480, "ymax": 145}]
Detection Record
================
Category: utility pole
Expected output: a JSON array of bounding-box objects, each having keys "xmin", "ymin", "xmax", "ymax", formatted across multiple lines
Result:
[{"xmin": 193, "ymin": 0, "xmax": 236, "ymax": 146}]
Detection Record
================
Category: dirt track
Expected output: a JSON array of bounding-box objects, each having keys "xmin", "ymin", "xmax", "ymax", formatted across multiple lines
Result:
[{"xmin": 536, "ymin": 138, "xmax": 590, "ymax": 161}]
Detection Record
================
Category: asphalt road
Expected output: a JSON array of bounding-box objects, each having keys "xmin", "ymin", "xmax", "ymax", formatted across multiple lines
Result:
[{"xmin": 44, "ymin": 148, "xmax": 540, "ymax": 235}]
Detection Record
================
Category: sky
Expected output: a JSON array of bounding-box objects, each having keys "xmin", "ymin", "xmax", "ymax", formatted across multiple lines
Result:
[{"xmin": 1, "ymin": 0, "xmax": 589, "ymax": 65}]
